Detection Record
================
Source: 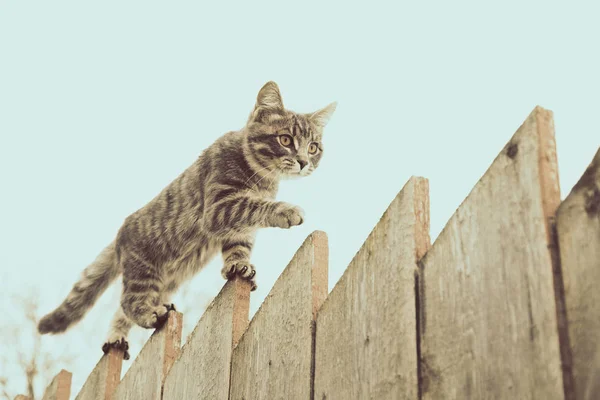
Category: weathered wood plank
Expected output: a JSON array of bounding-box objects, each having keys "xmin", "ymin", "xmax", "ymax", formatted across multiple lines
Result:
[
  {"xmin": 41, "ymin": 369, "xmax": 71, "ymax": 400},
  {"xmin": 314, "ymin": 176, "xmax": 430, "ymax": 399},
  {"xmin": 557, "ymin": 147, "xmax": 600, "ymax": 400},
  {"xmin": 162, "ymin": 277, "xmax": 251, "ymax": 400},
  {"xmin": 418, "ymin": 106, "xmax": 564, "ymax": 399},
  {"xmin": 74, "ymin": 348, "xmax": 124, "ymax": 400},
  {"xmin": 229, "ymin": 231, "xmax": 328, "ymax": 400},
  {"xmin": 112, "ymin": 311, "xmax": 182, "ymax": 400}
]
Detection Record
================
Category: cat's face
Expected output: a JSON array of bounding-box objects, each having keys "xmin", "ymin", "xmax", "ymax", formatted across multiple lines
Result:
[{"xmin": 246, "ymin": 81, "xmax": 336, "ymax": 179}]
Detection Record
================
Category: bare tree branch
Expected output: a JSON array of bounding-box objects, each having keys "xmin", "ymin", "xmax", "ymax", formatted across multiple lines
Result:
[{"xmin": 1, "ymin": 289, "xmax": 74, "ymax": 400}]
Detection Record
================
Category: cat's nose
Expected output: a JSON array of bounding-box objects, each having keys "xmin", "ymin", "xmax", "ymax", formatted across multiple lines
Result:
[{"xmin": 297, "ymin": 159, "xmax": 308, "ymax": 170}]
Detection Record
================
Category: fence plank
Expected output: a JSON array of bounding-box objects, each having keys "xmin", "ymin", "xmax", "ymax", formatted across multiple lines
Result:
[
  {"xmin": 557, "ymin": 147, "xmax": 600, "ymax": 400},
  {"xmin": 41, "ymin": 369, "xmax": 72, "ymax": 400},
  {"xmin": 112, "ymin": 311, "xmax": 182, "ymax": 400},
  {"xmin": 74, "ymin": 348, "xmax": 124, "ymax": 400},
  {"xmin": 314, "ymin": 176, "xmax": 430, "ymax": 399},
  {"xmin": 229, "ymin": 231, "xmax": 328, "ymax": 400},
  {"xmin": 162, "ymin": 277, "xmax": 251, "ymax": 400},
  {"xmin": 418, "ymin": 106, "xmax": 564, "ymax": 399}
]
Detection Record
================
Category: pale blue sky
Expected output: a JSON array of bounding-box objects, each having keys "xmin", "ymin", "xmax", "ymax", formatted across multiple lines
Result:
[{"xmin": 1, "ymin": 1, "xmax": 599, "ymax": 397}]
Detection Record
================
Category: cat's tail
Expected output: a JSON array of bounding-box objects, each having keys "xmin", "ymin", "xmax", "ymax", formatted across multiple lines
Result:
[{"xmin": 38, "ymin": 241, "xmax": 120, "ymax": 334}]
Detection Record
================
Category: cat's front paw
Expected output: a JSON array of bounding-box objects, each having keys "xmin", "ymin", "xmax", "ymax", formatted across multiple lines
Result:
[
  {"xmin": 270, "ymin": 204, "xmax": 304, "ymax": 229},
  {"xmin": 222, "ymin": 261, "xmax": 257, "ymax": 291}
]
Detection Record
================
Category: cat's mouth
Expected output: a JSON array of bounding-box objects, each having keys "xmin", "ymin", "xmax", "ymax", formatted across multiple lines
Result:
[{"xmin": 281, "ymin": 169, "xmax": 301, "ymax": 178}]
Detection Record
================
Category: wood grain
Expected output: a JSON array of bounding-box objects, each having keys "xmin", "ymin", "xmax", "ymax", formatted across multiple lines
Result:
[
  {"xmin": 557, "ymin": 147, "xmax": 600, "ymax": 400},
  {"xmin": 418, "ymin": 106, "xmax": 564, "ymax": 399},
  {"xmin": 74, "ymin": 348, "xmax": 124, "ymax": 400},
  {"xmin": 229, "ymin": 231, "xmax": 328, "ymax": 400},
  {"xmin": 41, "ymin": 369, "xmax": 71, "ymax": 400},
  {"xmin": 112, "ymin": 311, "xmax": 182, "ymax": 400},
  {"xmin": 162, "ymin": 277, "xmax": 251, "ymax": 400},
  {"xmin": 314, "ymin": 177, "xmax": 430, "ymax": 399}
]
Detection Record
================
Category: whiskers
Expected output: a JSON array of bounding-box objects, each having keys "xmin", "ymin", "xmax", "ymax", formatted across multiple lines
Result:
[
  {"xmin": 252, "ymin": 165, "xmax": 279, "ymax": 191},
  {"xmin": 266, "ymin": 165, "xmax": 283, "ymax": 193},
  {"xmin": 280, "ymin": 159, "xmax": 296, "ymax": 170},
  {"xmin": 279, "ymin": 159, "xmax": 299, "ymax": 176},
  {"xmin": 245, "ymin": 157, "xmax": 312, "ymax": 191},
  {"xmin": 244, "ymin": 163, "xmax": 273, "ymax": 188}
]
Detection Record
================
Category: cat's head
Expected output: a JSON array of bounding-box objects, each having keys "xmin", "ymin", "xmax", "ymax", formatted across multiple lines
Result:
[{"xmin": 245, "ymin": 81, "xmax": 336, "ymax": 179}]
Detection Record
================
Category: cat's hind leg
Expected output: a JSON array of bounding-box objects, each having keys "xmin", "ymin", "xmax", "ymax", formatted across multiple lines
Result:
[
  {"xmin": 119, "ymin": 251, "xmax": 171, "ymax": 330},
  {"xmin": 160, "ymin": 280, "xmax": 183, "ymax": 313},
  {"xmin": 102, "ymin": 306, "xmax": 133, "ymax": 360}
]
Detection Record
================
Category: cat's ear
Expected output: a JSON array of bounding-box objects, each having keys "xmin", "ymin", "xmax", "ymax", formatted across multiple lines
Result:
[
  {"xmin": 255, "ymin": 81, "xmax": 284, "ymax": 110},
  {"xmin": 309, "ymin": 102, "xmax": 337, "ymax": 128}
]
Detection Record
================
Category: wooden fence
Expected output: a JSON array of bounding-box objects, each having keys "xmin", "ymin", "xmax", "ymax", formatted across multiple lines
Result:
[{"xmin": 26, "ymin": 106, "xmax": 599, "ymax": 400}]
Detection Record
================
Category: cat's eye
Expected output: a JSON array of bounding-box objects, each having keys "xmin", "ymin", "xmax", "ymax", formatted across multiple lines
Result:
[
  {"xmin": 279, "ymin": 134, "xmax": 293, "ymax": 147},
  {"xmin": 308, "ymin": 143, "xmax": 319, "ymax": 154}
]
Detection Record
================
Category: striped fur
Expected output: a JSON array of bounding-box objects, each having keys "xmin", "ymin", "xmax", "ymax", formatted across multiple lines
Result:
[
  {"xmin": 38, "ymin": 242, "xmax": 119, "ymax": 334},
  {"xmin": 37, "ymin": 81, "xmax": 337, "ymax": 352}
]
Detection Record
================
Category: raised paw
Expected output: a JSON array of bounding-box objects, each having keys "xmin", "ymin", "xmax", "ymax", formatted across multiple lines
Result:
[
  {"xmin": 270, "ymin": 204, "xmax": 304, "ymax": 229},
  {"xmin": 102, "ymin": 337, "xmax": 130, "ymax": 360},
  {"xmin": 221, "ymin": 261, "xmax": 258, "ymax": 291}
]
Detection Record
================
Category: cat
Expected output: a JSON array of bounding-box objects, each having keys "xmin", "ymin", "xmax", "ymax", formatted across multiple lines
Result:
[{"xmin": 37, "ymin": 81, "xmax": 336, "ymax": 359}]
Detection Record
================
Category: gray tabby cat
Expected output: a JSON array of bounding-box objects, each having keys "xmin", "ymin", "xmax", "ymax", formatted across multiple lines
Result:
[{"xmin": 37, "ymin": 81, "xmax": 336, "ymax": 359}]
